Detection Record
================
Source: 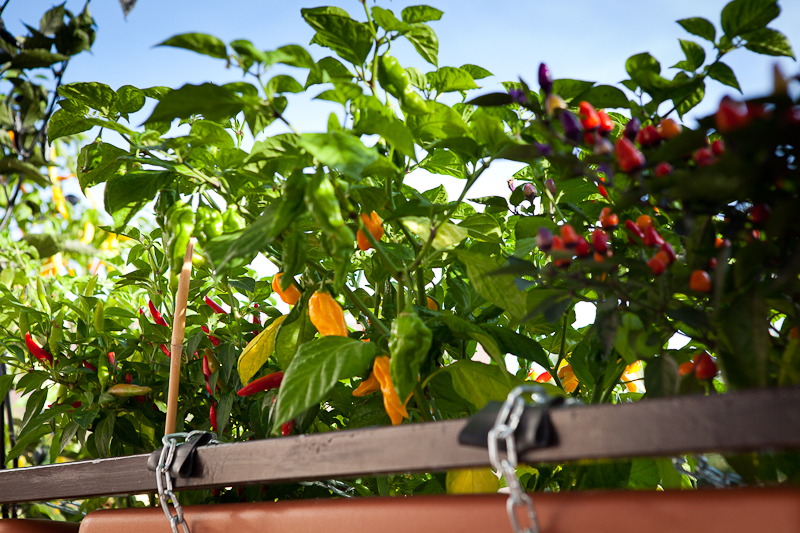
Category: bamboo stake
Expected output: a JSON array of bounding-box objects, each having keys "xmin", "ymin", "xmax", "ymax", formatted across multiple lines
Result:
[{"xmin": 165, "ymin": 239, "xmax": 195, "ymax": 436}]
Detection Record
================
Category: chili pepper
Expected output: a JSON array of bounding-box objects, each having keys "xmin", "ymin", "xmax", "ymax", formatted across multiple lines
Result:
[
  {"xmin": 557, "ymin": 365, "xmax": 579, "ymax": 393},
  {"xmin": 544, "ymin": 178, "xmax": 557, "ymax": 196},
  {"xmin": 591, "ymin": 229, "xmax": 608, "ymax": 254},
  {"xmin": 80, "ymin": 222, "xmax": 95, "ymax": 244},
  {"xmin": 108, "ymin": 352, "xmax": 116, "ymax": 367},
  {"xmin": 25, "ymin": 332, "xmax": 53, "ymax": 366},
  {"xmin": 378, "ymin": 54, "xmax": 409, "ymax": 99},
  {"xmin": 597, "ymin": 110, "xmax": 614, "ymax": 134},
  {"xmin": 635, "ymin": 125, "xmax": 661, "ymax": 147},
  {"xmin": 533, "ymin": 371, "xmax": 552, "ymax": 383},
  {"xmin": 357, "ymin": 211, "xmax": 385, "ymax": 252},
  {"xmin": 593, "ymin": 137, "xmax": 613, "ymax": 156},
  {"xmin": 165, "ymin": 201, "xmax": 195, "ymax": 276},
  {"xmin": 201, "ymin": 325, "xmax": 221, "ymax": 347},
  {"xmin": 210, "ymin": 404, "xmax": 218, "ymax": 432},
  {"xmin": 281, "ymin": 420, "xmax": 295, "ymax": 437},
  {"xmin": 693, "ymin": 147, "xmax": 714, "ymax": 166},
  {"xmin": 625, "ymin": 220, "xmax": 645, "ymax": 244},
  {"xmin": 108, "ymin": 383, "xmax": 152, "ymax": 398},
  {"xmin": 205, "ymin": 348, "xmax": 220, "ymax": 374},
  {"xmin": 308, "ymin": 291, "xmax": 348, "ymax": 337},
  {"xmin": 659, "ymin": 242, "xmax": 676, "ymax": 264},
  {"xmin": 149, "ymin": 300, "xmax": 168, "ymax": 327},
  {"xmin": 222, "ymin": 206, "xmax": 246, "ymax": 232},
  {"xmin": 272, "ymin": 273, "xmax": 301, "ymax": 305},
  {"xmin": 599, "ymin": 207, "xmax": 619, "ymax": 230},
  {"xmin": 426, "ymin": 297, "xmax": 439, "ymax": 311},
  {"xmin": 522, "ymin": 183, "xmax": 537, "ymax": 202},
  {"xmin": 155, "ymin": 189, "xmax": 177, "ymax": 230},
  {"xmin": 749, "ymin": 203, "xmax": 770, "ymax": 223},
  {"xmin": 635, "ymin": 215, "xmax": 652, "ymax": 231},
  {"xmin": 679, "ymin": 361, "xmax": 695, "ymax": 376},
  {"xmin": 237, "ymin": 371, "xmax": 284, "ymax": 397},
  {"xmin": 623, "ymin": 117, "xmax": 640, "ymax": 140},
  {"xmin": 83, "ymin": 360, "xmax": 97, "ymax": 372},
  {"xmin": 615, "ymin": 137, "xmax": 645, "ymax": 172},
  {"xmin": 93, "ymin": 300, "xmax": 104, "ymax": 333},
  {"xmin": 551, "ymin": 236, "xmax": 571, "ymax": 268},
  {"xmin": 657, "ymin": 118, "xmax": 682, "ymax": 139},
  {"xmin": 536, "ymin": 227, "xmax": 553, "ymax": 252},
  {"xmin": 48, "ymin": 308, "xmax": 64, "ymax": 355},
  {"xmin": 97, "ymin": 352, "xmax": 110, "ymax": 390},
  {"xmin": 575, "ymin": 236, "xmax": 591, "ymax": 258},
  {"xmin": 715, "ymin": 96, "xmax": 749, "ymax": 133},
  {"xmin": 694, "ymin": 352, "xmax": 718, "ymax": 380},
  {"xmin": 373, "ymin": 356, "xmax": 409, "ymax": 426},
  {"xmin": 304, "ymin": 172, "xmax": 354, "ymax": 289},
  {"xmin": 647, "ymin": 253, "xmax": 668, "ymax": 275},
  {"xmin": 560, "ymin": 224, "xmax": 578, "ymax": 248},
  {"xmin": 195, "ymin": 206, "xmax": 224, "ymax": 242},
  {"xmin": 578, "ymin": 101, "xmax": 600, "ymax": 131},
  {"xmin": 545, "ymin": 94, "xmax": 566, "ymax": 115},
  {"xmin": 353, "ymin": 371, "xmax": 381, "ymax": 397},
  {"xmin": 400, "ymin": 86, "xmax": 429, "ymax": 115},
  {"xmin": 643, "ymin": 226, "xmax": 664, "ymax": 247},
  {"xmin": 711, "ymin": 139, "xmax": 725, "ymax": 156},
  {"xmin": 560, "ymin": 110, "xmax": 582, "ymax": 142},
  {"xmin": 205, "ymin": 296, "xmax": 227, "ymax": 314},
  {"xmin": 389, "ymin": 311, "xmax": 433, "ymax": 401},
  {"xmin": 125, "ymin": 373, "xmax": 133, "ymax": 384},
  {"xmin": 689, "ymin": 270, "xmax": 712, "ymax": 292},
  {"xmin": 655, "ymin": 162, "xmax": 673, "ymax": 177},
  {"xmin": 538, "ymin": 63, "xmax": 553, "ymax": 94}
]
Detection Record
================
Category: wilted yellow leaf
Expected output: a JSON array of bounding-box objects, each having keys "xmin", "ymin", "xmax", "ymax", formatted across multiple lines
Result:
[
  {"xmin": 238, "ymin": 315, "xmax": 287, "ymax": 384},
  {"xmin": 446, "ymin": 468, "xmax": 500, "ymax": 494}
]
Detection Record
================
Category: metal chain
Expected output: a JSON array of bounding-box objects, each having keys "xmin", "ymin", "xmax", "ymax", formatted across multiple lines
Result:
[
  {"xmin": 672, "ymin": 455, "xmax": 745, "ymax": 488},
  {"xmin": 488, "ymin": 385, "xmax": 548, "ymax": 533},
  {"xmin": 155, "ymin": 431, "xmax": 217, "ymax": 533}
]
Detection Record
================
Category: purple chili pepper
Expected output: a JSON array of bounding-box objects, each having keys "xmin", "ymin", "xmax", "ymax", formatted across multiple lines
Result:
[
  {"xmin": 544, "ymin": 178, "xmax": 557, "ymax": 196},
  {"xmin": 624, "ymin": 117, "xmax": 641, "ymax": 141},
  {"xmin": 538, "ymin": 63, "xmax": 553, "ymax": 95},
  {"xmin": 536, "ymin": 227, "xmax": 553, "ymax": 252},
  {"xmin": 560, "ymin": 110, "xmax": 582, "ymax": 143},
  {"xmin": 509, "ymin": 88, "xmax": 528, "ymax": 105},
  {"xmin": 533, "ymin": 142, "xmax": 552, "ymax": 157},
  {"xmin": 522, "ymin": 183, "xmax": 537, "ymax": 202}
]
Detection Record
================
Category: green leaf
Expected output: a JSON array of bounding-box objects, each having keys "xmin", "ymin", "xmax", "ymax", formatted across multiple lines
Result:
[
  {"xmin": 0, "ymin": 374, "xmax": 14, "ymax": 404},
  {"xmin": 116, "ymin": 85, "xmax": 146, "ymax": 114},
  {"xmin": 644, "ymin": 355, "xmax": 680, "ymax": 397},
  {"xmin": 551, "ymin": 79, "xmax": 595, "ymax": 102},
  {"xmin": 721, "ymin": 0, "xmax": 780, "ymax": 38},
  {"xmin": 104, "ymin": 171, "xmax": 174, "ymax": 224},
  {"xmin": 470, "ymin": 114, "xmax": 511, "ymax": 154},
  {"xmin": 404, "ymin": 23, "xmax": 439, "ymax": 66},
  {"xmin": 390, "ymin": 311, "xmax": 432, "ymax": 401},
  {"xmin": 427, "ymin": 67, "xmax": 477, "ymax": 94},
  {"xmin": 406, "ymin": 101, "xmax": 471, "ymax": 143},
  {"xmin": 419, "ymin": 149, "xmax": 464, "ymax": 178},
  {"xmin": 715, "ymin": 289, "xmax": 768, "ymax": 389},
  {"xmin": 266, "ymin": 74, "xmax": 304, "ymax": 95},
  {"xmin": 446, "ymin": 360, "xmax": 523, "ymax": 410},
  {"xmin": 298, "ymin": 132, "xmax": 377, "ymax": 180},
  {"xmin": 401, "ymin": 5, "xmax": 444, "ymax": 24},
  {"xmin": 456, "ymin": 251, "xmax": 528, "ymax": 322},
  {"xmin": 0, "ymin": 156, "xmax": 48, "ymax": 187},
  {"xmin": 275, "ymin": 307, "xmax": 317, "ymax": 370},
  {"xmin": 273, "ymin": 337, "xmax": 375, "ymax": 428},
  {"xmin": 157, "ymin": 32, "xmax": 227, "ymax": 60},
  {"xmin": 72, "ymin": 406, "xmax": 100, "ymax": 430},
  {"xmin": 674, "ymin": 40, "xmax": 706, "ymax": 71},
  {"xmin": 403, "ymin": 217, "xmax": 467, "ymax": 250},
  {"xmin": 204, "ymin": 203, "xmax": 279, "ymax": 272},
  {"xmin": 372, "ymin": 7, "xmax": 409, "ymax": 32},
  {"xmin": 216, "ymin": 393, "xmax": 234, "ymax": 436},
  {"xmin": 58, "ymin": 82, "xmax": 117, "ymax": 115},
  {"xmin": 18, "ymin": 405, "xmax": 70, "ymax": 441},
  {"xmin": 677, "ymin": 17, "xmax": 716, "ymax": 42},
  {"xmin": 579, "ymin": 85, "xmax": 629, "ymax": 109},
  {"xmin": 76, "ymin": 141, "xmax": 128, "ymax": 190},
  {"xmin": 10, "ymin": 50, "xmax": 69, "ymax": 69},
  {"xmin": 673, "ymin": 79, "xmax": 705, "ymax": 118},
  {"xmin": 478, "ymin": 325, "xmax": 551, "ymax": 370},
  {"xmin": 352, "ymin": 95, "xmax": 417, "ymax": 159},
  {"xmin": 5, "ymin": 425, "xmax": 50, "ymax": 466},
  {"xmin": 466, "ymin": 93, "xmax": 513, "ymax": 107},
  {"xmin": 707, "ymin": 62, "xmax": 742, "ymax": 92},
  {"xmin": 460, "ymin": 64, "xmax": 493, "ymax": 80},
  {"xmin": 144, "ymin": 83, "xmax": 244, "ymax": 124},
  {"xmin": 266, "ymin": 44, "xmax": 315, "ymax": 68},
  {"xmin": 305, "ymin": 56, "xmax": 353, "ymax": 88},
  {"xmin": 742, "ymin": 28, "xmax": 795, "ymax": 57},
  {"xmin": 302, "ymin": 7, "xmax": 373, "ymax": 65},
  {"xmin": 94, "ymin": 414, "xmax": 115, "ymax": 458}
]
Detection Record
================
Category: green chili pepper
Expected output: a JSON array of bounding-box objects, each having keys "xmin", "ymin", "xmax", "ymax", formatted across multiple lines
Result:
[
  {"xmin": 304, "ymin": 172, "xmax": 354, "ymax": 289},
  {"xmin": 97, "ymin": 352, "xmax": 110, "ymax": 390},
  {"xmin": 166, "ymin": 202, "xmax": 195, "ymax": 275},
  {"xmin": 18, "ymin": 310, "xmax": 29, "ymax": 340},
  {"xmin": 196, "ymin": 205, "xmax": 224, "ymax": 242},
  {"xmin": 399, "ymin": 87, "xmax": 430, "ymax": 115},
  {"xmin": 378, "ymin": 54, "xmax": 410, "ymax": 99},
  {"xmin": 49, "ymin": 308, "xmax": 65, "ymax": 355},
  {"xmin": 222, "ymin": 206, "xmax": 246, "ymax": 232},
  {"xmin": 108, "ymin": 383, "xmax": 152, "ymax": 398},
  {"xmin": 93, "ymin": 300, "xmax": 104, "ymax": 333},
  {"xmin": 155, "ymin": 189, "xmax": 177, "ymax": 230},
  {"xmin": 389, "ymin": 311, "xmax": 433, "ymax": 402}
]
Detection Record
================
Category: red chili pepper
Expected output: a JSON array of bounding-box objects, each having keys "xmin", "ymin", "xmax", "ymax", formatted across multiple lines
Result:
[
  {"xmin": 597, "ymin": 110, "xmax": 614, "ymax": 134},
  {"xmin": 125, "ymin": 373, "xmax": 133, "ymax": 384},
  {"xmin": 694, "ymin": 352, "xmax": 718, "ymax": 380},
  {"xmin": 615, "ymin": 137, "xmax": 645, "ymax": 172},
  {"xmin": 715, "ymin": 96, "xmax": 749, "ymax": 133},
  {"xmin": 655, "ymin": 162, "xmax": 673, "ymax": 177},
  {"xmin": 659, "ymin": 242, "xmax": 676, "ymax": 264},
  {"xmin": 210, "ymin": 403, "xmax": 218, "ymax": 432},
  {"xmin": 578, "ymin": 101, "xmax": 600, "ymax": 131},
  {"xmin": 108, "ymin": 352, "xmax": 116, "ymax": 366},
  {"xmin": 647, "ymin": 252, "xmax": 669, "ymax": 275},
  {"xmin": 203, "ymin": 352, "xmax": 213, "ymax": 380},
  {"xmin": 83, "ymin": 360, "xmax": 97, "ymax": 372},
  {"xmin": 635, "ymin": 125, "xmax": 662, "ymax": 147},
  {"xmin": 201, "ymin": 325, "xmax": 221, "ymax": 347},
  {"xmin": 149, "ymin": 300, "xmax": 168, "ymax": 327},
  {"xmin": 643, "ymin": 225, "xmax": 664, "ymax": 247},
  {"xmin": 625, "ymin": 219, "xmax": 645, "ymax": 243},
  {"xmin": 560, "ymin": 224, "xmax": 579, "ymax": 248},
  {"xmin": 281, "ymin": 419, "xmax": 296, "ymax": 437},
  {"xmin": 575, "ymin": 236, "xmax": 591, "ymax": 258},
  {"xmin": 159, "ymin": 344, "xmax": 171, "ymax": 357},
  {"xmin": 25, "ymin": 332, "xmax": 53, "ymax": 366},
  {"xmin": 205, "ymin": 296, "xmax": 227, "ymax": 315},
  {"xmin": 591, "ymin": 229, "xmax": 608, "ymax": 254},
  {"xmin": 237, "ymin": 371, "xmax": 284, "ymax": 397}
]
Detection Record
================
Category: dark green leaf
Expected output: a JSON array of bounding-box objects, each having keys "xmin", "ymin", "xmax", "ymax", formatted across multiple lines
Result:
[
  {"xmin": 305, "ymin": 57, "xmax": 353, "ymax": 88},
  {"xmin": 675, "ymin": 40, "xmax": 706, "ymax": 71},
  {"xmin": 5, "ymin": 425, "xmax": 50, "ymax": 466},
  {"xmin": 298, "ymin": 132, "xmax": 377, "ymax": 180},
  {"xmin": 427, "ymin": 67, "xmax": 477, "ymax": 94},
  {"xmin": 715, "ymin": 289, "xmax": 768, "ymax": 389},
  {"xmin": 72, "ymin": 406, "xmax": 101, "ymax": 430},
  {"xmin": 466, "ymin": 93, "xmax": 513, "ymax": 107},
  {"xmin": 216, "ymin": 393, "xmax": 234, "ymax": 436},
  {"xmin": 116, "ymin": 85, "xmax": 146, "ymax": 114},
  {"xmin": 420, "ymin": 149, "xmax": 464, "ymax": 178},
  {"xmin": 551, "ymin": 79, "xmax": 595, "ymax": 102},
  {"xmin": 58, "ymin": 82, "xmax": 117, "ymax": 115},
  {"xmin": 478, "ymin": 325, "xmax": 551, "ymax": 370},
  {"xmin": 456, "ymin": 251, "xmax": 528, "ymax": 322},
  {"xmin": 721, "ymin": 0, "xmax": 780, "ymax": 38},
  {"xmin": 644, "ymin": 356, "xmax": 680, "ymax": 397},
  {"xmin": 677, "ymin": 17, "xmax": 716, "ymax": 42},
  {"xmin": 157, "ymin": 32, "xmax": 227, "ymax": 60},
  {"xmin": 94, "ymin": 414, "xmax": 115, "ymax": 458},
  {"xmin": 401, "ymin": 5, "xmax": 444, "ymax": 24},
  {"xmin": 275, "ymin": 307, "xmax": 316, "ymax": 370},
  {"xmin": 10, "ymin": 50, "xmax": 69, "ymax": 69},
  {"xmin": 104, "ymin": 171, "xmax": 174, "ymax": 224},
  {"xmin": 460, "ymin": 64, "xmax": 493, "ymax": 80},
  {"xmin": 0, "ymin": 156, "xmax": 48, "ymax": 187},
  {"xmin": 404, "ymin": 23, "xmax": 438, "ymax": 66},
  {"xmin": 204, "ymin": 203, "xmax": 279, "ymax": 273},
  {"xmin": 372, "ymin": 7, "xmax": 409, "ymax": 32},
  {"xmin": 579, "ymin": 85, "xmax": 629, "ymax": 109},
  {"xmin": 707, "ymin": 62, "xmax": 741, "ymax": 92},
  {"xmin": 144, "ymin": 83, "xmax": 244, "ymax": 124},
  {"xmin": 446, "ymin": 360, "xmax": 523, "ymax": 410},
  {"xmin": 273, "ymin": 336, "xmax": 375, "ymax": 428},
  {"xmin": 76, "ymin": 141, "xmax": 128, "ymax": 190},
  {"xmin": 742, "ymin": 28, "xmax": 795, "ymax": 57},
  {"xmin": 302, "ymin": 7, "xmax": 373, "ymax": 65}
]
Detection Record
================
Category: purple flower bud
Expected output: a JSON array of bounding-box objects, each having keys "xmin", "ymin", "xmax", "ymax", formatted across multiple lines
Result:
[
  {"xmin": 533, "ymin": 142, "xmax": 552, "ymax": 157},
  {"xmin": 624, "ymin": 117, "xmax": 641, "ymax": 141},
  {"xmin": 508, "ymin": 88, "xmax": 527, "ymax": 105},
  {"xmin": 522, "ymin": 183, "xmax": 537, "ymax": 202},
  {"xmin": 538, "ymin": 63, "xmax": 553, "ymax": 95},
  {"xmin": 598, "ymin": 163, "xmax": 614, "ymax": 183},
  {"xmin": 536, "ymin": 227, "xmax": 553, "ymax": 252},
  {"xmin": 560, "ymin": 110, "xmax": 582, "ymax": 143},
  {"xmin": 544, "ymin": 178, "xmax": 557, "ymax": 196}
]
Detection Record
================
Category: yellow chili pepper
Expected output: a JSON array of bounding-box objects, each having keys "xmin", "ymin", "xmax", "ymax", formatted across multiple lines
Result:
[
  {"xmin": 308, "ymin": 291, "xmax": 347, "ymax": 337},
  {"xmin": 352, "ymin": 371, "xmax": 381, "ymax": 397},
  {"xmin": 52, "ymin": 186, "xmax": 68, "ymax": 218},
  {"xmin": 373, "ymin": 356, "xmax": 409, "ymax": 425},
  {"xmin": 272, "ymin": 273, "xmax": 301, "ymax": 305},
  {"xmin": 80, "ymin": 222, "xmax": 95, "ymax": 244},
  {"xmin": 557, "ymin": 364, "xmax": 579, "ymax": 393},
  {"xmin": 356, "ymin": 211, "xmax": 384, "ymax": 251}
]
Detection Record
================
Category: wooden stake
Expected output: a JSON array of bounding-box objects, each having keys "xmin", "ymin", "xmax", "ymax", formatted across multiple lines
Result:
[{"xmin": 165, "ymin": 240, "xmax": 194, "ymax": 436}]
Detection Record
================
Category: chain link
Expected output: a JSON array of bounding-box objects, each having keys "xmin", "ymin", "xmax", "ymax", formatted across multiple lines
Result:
[
  {"xmin": 488, "ymin": 385, "xmax": 549, "ymax": 533},
  {"xmin": 155, "ymin": 431, "xmax": 216, "ymax": 533},
  {"xmin": 672, "ymin": 455, "xmax": 745, "ymax": 488}
]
